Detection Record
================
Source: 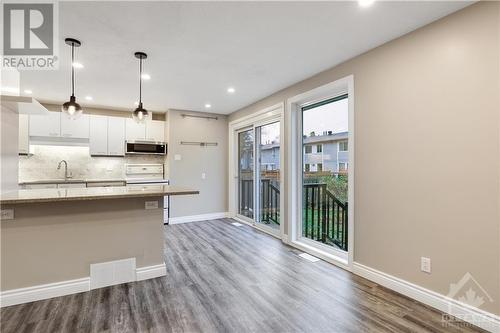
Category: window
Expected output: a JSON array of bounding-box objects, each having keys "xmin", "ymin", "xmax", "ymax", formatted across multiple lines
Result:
[
  {"xmin": 305, "ymin": 164, "xmax": 310, "ymax": 172},
  {"xmin": 317, "ymin": 163, "xmax": 323, "ymax": 172},
  {"xmin": 339, "ymin": 141, "xmax": 348, "ymax": 152},
  {"xmin": 338, "ymin": 162, "xmax": 348, "ymax": 172},
  {"xmin": 305, "ymin": 145, "xmax": 312, "ymax": 154},
  {"xmin": 317, "ymin": 144, "xmax": 323, "ymax": 153}
]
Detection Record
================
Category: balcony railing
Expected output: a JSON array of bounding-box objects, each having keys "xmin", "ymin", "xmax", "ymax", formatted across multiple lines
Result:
[
  {"xmin": 239, "ymin": 180, "xmax": 348, "ymax": 251},
  {"xmin": 303, "ymin": 183, "xmax": 348, "ymax": 251}
]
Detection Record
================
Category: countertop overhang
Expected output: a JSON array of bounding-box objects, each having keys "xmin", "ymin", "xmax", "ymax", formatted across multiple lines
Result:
[{"xmin": 0, "ymin": 185, "xmax": 199, "ymax": 205}]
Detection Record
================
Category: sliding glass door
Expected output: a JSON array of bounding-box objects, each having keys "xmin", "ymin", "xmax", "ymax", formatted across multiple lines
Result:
[
  {"xmin": 238, "ymin": 129, "xmax": 254, "ymax": 219},
  {"xmin": 301, "ymin": 94, "xmax": 349, "ymax": 253},
  {"xmin": 235, "ymin": 118, "xmax": 281, "ymax": 236},
  {"xmin": 256, "ymin": 122, "xmax": 280, "ymax": 230}
]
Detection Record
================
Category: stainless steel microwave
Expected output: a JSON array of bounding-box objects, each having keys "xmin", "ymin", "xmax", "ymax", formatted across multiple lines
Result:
[{"xmin": 125, "ymin": 141, "xmax": 167, "ymax": 155}]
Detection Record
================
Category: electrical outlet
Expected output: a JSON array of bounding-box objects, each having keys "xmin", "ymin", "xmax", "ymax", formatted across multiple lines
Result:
[
  {"xmin": 1, "ymin": 209, "xmax": 14, "ymax": 220},
  {"xmin": 421, "ymin": 257, "xmax": 431, "ymax": 273},
  {"xmin": 145, "ymin": 201, "xmax": 159, "ymax": 210},
  {"xmin": 174, "ymin": 154, "xmax": 181, "ymax": 161}
]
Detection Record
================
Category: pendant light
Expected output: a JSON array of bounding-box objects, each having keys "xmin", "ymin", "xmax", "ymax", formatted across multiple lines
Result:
[
  {"xmin": 132, "ymin": 52, "xmax": 149, "ymax": 123},
  {"xmin": 61, "ymin": 38, "xmax": 83, "ymax": 118}
]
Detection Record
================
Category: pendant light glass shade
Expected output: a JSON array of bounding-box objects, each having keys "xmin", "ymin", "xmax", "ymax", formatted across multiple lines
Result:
[
  {"xmin": 133, "ymin": 52, "xmax": 149, "ymax": 123},
  {"xmin": 62, "ymin": 95, "xmax": 82, "ymax": 118},
  {"xmin": 132, "ymin": 102, "xmax": 149, "ymax": 123},
  {"xmin": 62, "ymin": 38, "xmax": 83, "ymax": 119}
]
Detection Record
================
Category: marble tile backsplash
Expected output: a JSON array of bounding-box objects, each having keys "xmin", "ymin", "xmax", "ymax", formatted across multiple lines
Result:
[{"xmin": 19, "ymin": 145, "xmax": 167, "ymax": 181}]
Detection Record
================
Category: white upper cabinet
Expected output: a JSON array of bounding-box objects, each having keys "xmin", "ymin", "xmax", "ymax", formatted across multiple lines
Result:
[
  {"xmin": 61, "ymin": 113, "xmax": 89, "ymax": 139},
  {"xmin": 107, "ymin": 117, "xmax": 126, "ymax": 156},
  {"xmin": 89, "ymin": 115, "xmax": 108, "ymax": 155},
  {"xmin": 19, "ymin": 114, "xmax": 30, "ymax": 154},
  {"xmin": 146, "ymin": 120, "xmax": 165, "ymax": 142},
  {"xmin": 89, "ymin": 115, "xmax": 126, "ymax": 156},
  {"xmin": 125, "ymin": 118, "xmax": 147, "ymax": 141},
  {"xmin": 29, "ymin": 111, "xmax": 60, "ymax": 137},
  {"xmin": 126, "ymin": 118, "xmax": 165, "ymax": 142}
]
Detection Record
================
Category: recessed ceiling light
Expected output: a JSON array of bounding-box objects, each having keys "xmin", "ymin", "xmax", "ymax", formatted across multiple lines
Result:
[
  {"xmin": 205, "ymin": 103, "xmax": 211, "ymax": 109},
  {"xmin": 72, "ymin": 62, "xmax": 84, "ymax": 69},
  {"xmin": 227, "ymin": 87, "xmax": 235, "ymax": 94},
  {"xmin": 358, "ymin": 0, "xmax": 375, "ymax": 7},
  {"xmin": 141, "ymin": 73, "xmax": 151, "ymax": 80},
  {"xmin": 24, "ymin": 89, "xmax": 33, "ymax": 94},
  {"xmin": 85, "ymin": 96, "xmax": 93, "ymax": 101}
]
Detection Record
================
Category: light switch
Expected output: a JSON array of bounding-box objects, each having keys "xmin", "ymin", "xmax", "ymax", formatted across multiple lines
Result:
[
  {"xmin": 174, "ymin": 154, "xmax": 181, "ymax": 161},
  {"xmin": 201, "ymin": 173, "xmax": 206, "ymax": 179}
]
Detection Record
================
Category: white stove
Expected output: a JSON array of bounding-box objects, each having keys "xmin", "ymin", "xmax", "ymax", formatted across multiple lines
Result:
[{"xmin": 125, "ymin": 164, "xmax": 170, "ymax": 224}]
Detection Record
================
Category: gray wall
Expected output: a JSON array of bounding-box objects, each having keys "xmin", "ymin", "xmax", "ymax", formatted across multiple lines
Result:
[
  {"xmin": 228, "ymin": 2, "xmax": 500, "ymax": 316},
  {"xmin": 167, "ymin": 109, "xmax": 228, "ymax": 217}
]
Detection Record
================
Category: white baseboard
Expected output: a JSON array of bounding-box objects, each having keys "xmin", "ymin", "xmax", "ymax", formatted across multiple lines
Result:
[
  {"xmin": 353, "ymin": 263, "xmax": 500, "ymax": 333},
  {"xmin": 0, "ymin": 277, "xmax": 90, "ymax": 308},
  {"xmin": 1, "ymin": 263, "xmax": 167, "ymax": 308},
  {"xmin": 136, "ymin": 263, "xmax": 167, "ymax": 281},
  {"xmin": 169, "ymin": 212, "xmax": 229, "ymax": 224}
]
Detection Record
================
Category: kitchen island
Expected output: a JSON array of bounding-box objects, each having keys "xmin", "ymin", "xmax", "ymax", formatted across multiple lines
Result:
[{"xmin": 0, "ymin": 185, "xmax": 199, "ymax": 306}]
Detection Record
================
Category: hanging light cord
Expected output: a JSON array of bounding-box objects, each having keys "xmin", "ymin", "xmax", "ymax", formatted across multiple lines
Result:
[
  {"xmin": 138, "ymin": 57, "xmax": 143, "ymax": 105},
  {"xmin": 71, "ymin": 43, "xmax": 75, "ymax": 97}
]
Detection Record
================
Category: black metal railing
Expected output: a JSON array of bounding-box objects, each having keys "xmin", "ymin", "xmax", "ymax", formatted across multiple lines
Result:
[
  {"xmin": 240, "ymin": 179, "xmax": 253, "ymax": 218},
  {"xmin": 239, "ymin": 180, "xmax": 347, "ymax": 251},
  {"xmin": 261, "ymin": 179, "xmax": 280, "ymax": 224},
  {"xmin": 303, "ymin": 183, "xmax": 348, "ymax": 251}
]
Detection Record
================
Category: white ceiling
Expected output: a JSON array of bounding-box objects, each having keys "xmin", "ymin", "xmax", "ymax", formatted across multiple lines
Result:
[{"xmin": 20, "ymin": 1, "xmax": 472, "ymax": 115}]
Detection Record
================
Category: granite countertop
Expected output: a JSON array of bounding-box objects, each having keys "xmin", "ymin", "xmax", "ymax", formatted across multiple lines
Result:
[
  {"xmin": 19, "ymin": 179, "xmax": 127, "ymax": 185},
  {"xmin": 0, "ymin": 185, "xmax": 199, "ymax": 205}
]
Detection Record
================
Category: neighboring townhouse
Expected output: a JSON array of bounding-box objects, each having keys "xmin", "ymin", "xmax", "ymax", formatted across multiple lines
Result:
[{"xmin": 259, "ymin": 131, "xmax": 349, "ymax": 173}]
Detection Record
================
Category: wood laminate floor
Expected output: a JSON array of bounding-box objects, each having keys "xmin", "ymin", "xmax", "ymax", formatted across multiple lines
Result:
[{"xmin": 0, "ymin": 219, "xmax": 484, "ymax": 333}]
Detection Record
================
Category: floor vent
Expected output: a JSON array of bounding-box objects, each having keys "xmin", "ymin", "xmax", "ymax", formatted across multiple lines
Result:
[
  {"xmin": 231, "ymin": 222, "xmax": 243, "ymax": 227},
  {"xmin": 298, "ymin": 253, "xmax": 320, "ymax": 262}
]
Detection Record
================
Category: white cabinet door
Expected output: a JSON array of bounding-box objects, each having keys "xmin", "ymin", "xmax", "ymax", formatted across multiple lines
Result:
[
  {"xmin": 89, "ymin": 115, "xmax": 108, "ymax": 156},
  {"xmin": 29, "ymin": 111, "xmax": 60, "ymax": 137},
  {"xmin": 19, "ymin": 114, "xmax": 30, "ymax": 154},
  {"xmin": 61, "ymin": 113, "xmax": 90, "ymax": 139},
  {"xmin": 125, "ymin": 118, "xmax": 146, "ymax": 141},
  {"xmin": 107, "ymin": 117, "xmax": 126, "ymax": 156},
  {"xmin": 146, "ymin": 120, "xmax": 165, "ymax": 142}
]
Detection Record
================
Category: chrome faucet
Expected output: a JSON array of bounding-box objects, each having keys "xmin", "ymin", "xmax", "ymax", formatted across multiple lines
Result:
[{"xmin": 57, "ymin": 160, "xmax": 71, "ymax": 180}]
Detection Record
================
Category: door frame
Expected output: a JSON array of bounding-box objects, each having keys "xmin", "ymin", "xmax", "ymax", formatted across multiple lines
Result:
[
  {"xmin": 287, "ymin": 75, "xmax": 355, "ymax": 271},
  {"xmin": 228, "ymin": 103, "xmax": 285, "ymax": 239}
]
